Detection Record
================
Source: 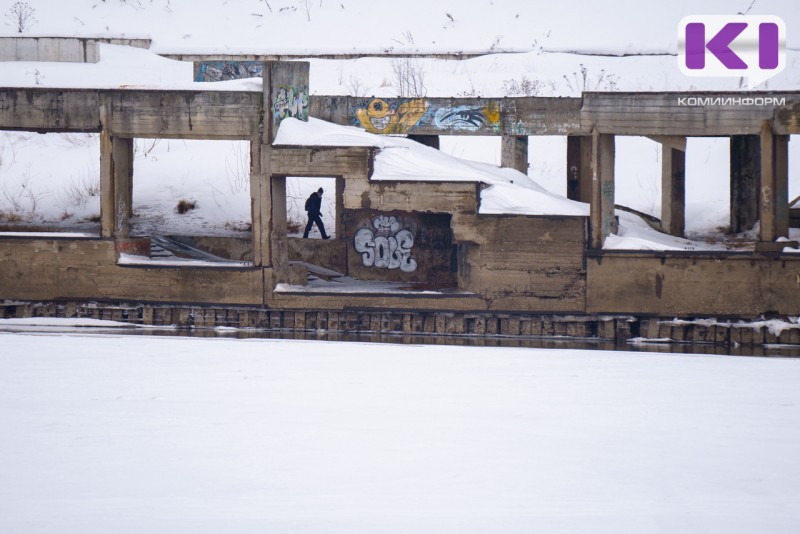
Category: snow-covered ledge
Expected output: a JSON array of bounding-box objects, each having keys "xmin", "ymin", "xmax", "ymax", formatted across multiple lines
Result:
[{"xmin": 0, "ymin": 36, "xmax": 150, "ymax": 63}]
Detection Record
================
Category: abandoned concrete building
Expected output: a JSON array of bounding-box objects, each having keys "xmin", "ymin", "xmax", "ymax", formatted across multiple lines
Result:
[{"xmin": 1, "ymin": 58, "xmax": 800, "ymax": 344}]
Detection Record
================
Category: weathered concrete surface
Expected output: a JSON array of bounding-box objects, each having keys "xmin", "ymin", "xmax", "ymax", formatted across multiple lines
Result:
[
  {"xmin": 288, "ymin": 237, "xmax": 346, "ymax": 273},
  {"xmin": 0, "ymin": 238, "xmax": 264, "ymax": 305},
  {"xmin": 590, "ymin": 132, "xmax": 616, "ymax": 248},
  {"xmin": 587, "ymin": 253, "xmax": 800, "ymax": 316},
  {"xmin": 107, "ymin": 90, "xmax": 262, "ymax": 139},
  {"xmin": 660, "ymin": 143, "xmax": 685, "ymax": 237},
  {"xmin": 730, "ymin": 135, "xmax": 761, "ymax": 233},
  {"xmin": 0, "ymin": 37, "xmax": 150, "ymax": 63},
  {"xmin": 582, "ymin": 92, "xmax": 800, "ymax": 136},
  {"xmin": 464, "ymin": 216, "xmax": 588, "ymax": 312},
  {"xmin": 344, "ymin": 210, "xmax": 456, "ymax": 286}
]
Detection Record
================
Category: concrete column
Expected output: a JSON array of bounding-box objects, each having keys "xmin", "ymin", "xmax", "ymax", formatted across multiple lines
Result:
[
  {"xmin": 730, "ymin": 134, "xmax": 761, "ymax": 233},
  {"xmin": 590, "ymin": 132, "xmax": 616, "ymax": 249},
  {"xmin": 112, "ymin": 137, "xmax": 134, "ymax": 238},
  {"xmin": 567, "ymin": 135, "xmax": 592, "ymax": 202},
  {"xmin": 501, "ymin": 135, "xmax": 529, "ymax": 175},
  {"xmin": 335, "ymin": 176, "xmax": 345, "ymax": 238},
  {"xmin": 408, "ymin": 135, "xmax": 440, "ymax": 150},
  {"xmin": 249, "ymin": 138, "xmax": 270, "ymax": 266},
  {"xmin": 270, "ymin": 175, "xmax": 289, "ymax": 281},
  {"xmin": 661, "ymin": 144, "xmax": 686, "ymax": 237},
  {"xmin": 263, "ymin": 60, "xmax": 310, "ymax": 143},
  {"xmin": 99, "ymin": 131, "xmax": 133, "ymax": 238},
  {"xmin": 759, "ymin": 121, "xmax": 790, "ymax": 242}
]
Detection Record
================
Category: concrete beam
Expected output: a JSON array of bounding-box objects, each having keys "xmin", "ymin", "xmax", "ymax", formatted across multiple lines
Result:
[
  {"xmin": 500, "ymin": 135, "xmax": 528, "ymax": 174},
  {"xmin": 730, "ymin": 135, "xmax": 760, "ymax": 233},
  {"xmin": 590, "ymin": 132, "xmax": 616, "ymax": 249},
  {"xmin": 759, "ymin": 121, "xmax": 790, "ymax": 242},
  {"xmin": 661, "ymin": 145, "xmax": 686, "ymax": 237},
  {"xmin": 566, "ymin": 135, "xmax": 592, "ymax": 203}
]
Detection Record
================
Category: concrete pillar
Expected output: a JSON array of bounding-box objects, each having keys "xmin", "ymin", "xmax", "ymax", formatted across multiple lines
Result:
[
  {"xmin": 730, "ymin": 134, "xmax": 761, "ymax": 233},
  {"xmin": 335, "ymin": 176, "xmax": 345, "ymax": 238},
  {"xmin": 270, "ymin": 175, "xmax": 289, "ymax": 281},
  {"xmin": 501, "ymin": 135, "xmax": 528, "ymax": 175},
  {"xmin": 408, "ymin": 135, "xmax": 440, "ymax": 150},
  {"xmin": 99, "ymin": 131, "xmax": 133, "ymax": 238},
  {"xmin": 590, "ymin": 132, "xmax": 616, "ymax": 249},
  {"xmin": 263, "ymin": 60, "xmax": 309, "ymax": 281},
  {"xmin": 567, "ymin": 135, "xmax": 592, "ymax": 202},
  {"xmin": 263, "ymin": 60, "xmax": 310, "ymax": 143},
  {"xmin": 661, "ymin": 144, "xmax": 686, "ymax": 237},
  {"xmin": 759, "ymin": 121, "xmax": 790, "ymax": 242},
  {"xmin": 249, "ymin": 138, "xmax": 271, "ymax": 267}
]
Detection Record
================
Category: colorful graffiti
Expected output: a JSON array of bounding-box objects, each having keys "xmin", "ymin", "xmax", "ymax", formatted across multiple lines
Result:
[
  {"xmin": 354, "ymin": 98, "xmax": 430, "ymax": 134},
  {"xmin": 273, "ymin": 84, "xmax": 309, "ymax": 122},
  {"xmin": 194, "ymin": 61, "xmax": 263, "ymax": 82},
  {"xmin": 432, "ymin": 102, "xmax": 500, "ymax": 132},
  {"xmin": 353, "ymin": 98, "xmax": 501, "ymax": 134},
  {"xmin": 354, "ymin": 215, "xmax": 417, "ymax": 273}
]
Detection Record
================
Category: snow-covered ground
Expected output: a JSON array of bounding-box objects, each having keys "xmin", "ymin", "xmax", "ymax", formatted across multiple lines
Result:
[{"xmin": 0, "ymin": 332, "xmax": 799, "ymax": 533}]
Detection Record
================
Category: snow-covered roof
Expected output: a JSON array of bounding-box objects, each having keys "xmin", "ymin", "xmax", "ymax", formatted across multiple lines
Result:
[{"xmin": 274, "ymin": 117, "xmax": 589, "ymax": 217}]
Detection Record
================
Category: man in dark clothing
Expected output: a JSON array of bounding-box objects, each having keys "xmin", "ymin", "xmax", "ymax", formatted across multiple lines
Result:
[{"xmin": 303, "ymin": 187, "xmax": 330, "ymax": 239}]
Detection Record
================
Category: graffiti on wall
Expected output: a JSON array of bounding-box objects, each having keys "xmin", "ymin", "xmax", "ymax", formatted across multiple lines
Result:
[
  {"xmin": 432, "ymin": 102, "xmax": 500, "ymax": 132},
  {"xmin": 353, "ymin": 98, "xmax": 501, "ymax": 134},
  {"xmin": 273, "ymin": 84, "xmax": 309, "ymax": 122},
  {"xmin": 194, "ymin": 61, "xmax": 263, "ymax": 82},
  {"xmin": 354, "ymin": 98, "xmax": 430, "ymax": 134},
  {"xmin": 354, "ymin": 215, "xmax": 417, "ymax": 273}
]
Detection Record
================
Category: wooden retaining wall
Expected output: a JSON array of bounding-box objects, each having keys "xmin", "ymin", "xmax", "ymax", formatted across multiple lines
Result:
[{"xmin": 2, "ymin": 300, "xmax": 798, "ymax": 347}]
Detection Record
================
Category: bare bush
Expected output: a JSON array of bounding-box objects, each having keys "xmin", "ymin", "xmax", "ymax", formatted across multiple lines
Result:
[
  {"xmin": 392, "ymin": 58, "xmax": 427, "ymax": 98},
  {"xmin": 57, "ymin": 168, "xmax": 100, "ymax": 210},
  {"xmin": 501, "ymin": 76, "xmax": 543, "ymax": 97},
  {"xmin": 345, "ymin": 75, "xmax": 368, "ymax": 97},
  {"xmin": 5, "ymin": 1, "xmax": 37, "ymax": 33},
  {"xmin": 2, "ymin": 171, "xmax": 46, "ymax": 217},
  {"xmin": 563, "ymin": 64, "xmax": 620, "ymax": 93},
  {"xmin": 225, "ymin": 142, "xmax": 249, "ymax": 194}
]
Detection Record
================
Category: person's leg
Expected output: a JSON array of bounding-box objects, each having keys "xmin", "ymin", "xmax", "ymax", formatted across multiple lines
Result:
[
  {"xmin": 313, "ymin": 215, "xmax": 330, "ymax": 239},
  {"xmin": 303, "ymin": 216, "xmax": 314, "ymax": 238}
]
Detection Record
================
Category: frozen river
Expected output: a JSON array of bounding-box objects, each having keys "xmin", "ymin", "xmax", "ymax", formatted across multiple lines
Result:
[{"xmin": 1, "ymin": 331, "xmax": 799, "ymax": 533}]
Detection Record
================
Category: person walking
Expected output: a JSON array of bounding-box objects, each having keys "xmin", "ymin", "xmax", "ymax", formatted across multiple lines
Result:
[{"xmin": 303, "ymin": 187, "xmax": 330, "ymax": 239}]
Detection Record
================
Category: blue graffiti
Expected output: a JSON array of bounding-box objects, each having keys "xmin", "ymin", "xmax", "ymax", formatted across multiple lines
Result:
[
  {"xmin": 432, "ymin": 106, "xmax": 489, "ymax": 131},
  {"xmin": 195, "ymin": 61, "xmax": 263, "ymax": 82}
]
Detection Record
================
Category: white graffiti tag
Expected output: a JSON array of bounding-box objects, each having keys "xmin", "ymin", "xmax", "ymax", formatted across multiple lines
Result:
[{"xmin": 354, "ymin": 215, "xmax": 417, "ymax": 273}]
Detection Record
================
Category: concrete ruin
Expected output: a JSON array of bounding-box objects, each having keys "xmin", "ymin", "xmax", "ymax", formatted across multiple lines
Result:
[{"xmin": 1, "ymin": 61, "xmax": 800, "ymax": 339}]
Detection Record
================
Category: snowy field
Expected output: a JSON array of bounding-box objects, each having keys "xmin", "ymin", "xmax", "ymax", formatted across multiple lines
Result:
[{"xmin": 1, "ymin": 332, "xmax": 799, "ymax": 533}]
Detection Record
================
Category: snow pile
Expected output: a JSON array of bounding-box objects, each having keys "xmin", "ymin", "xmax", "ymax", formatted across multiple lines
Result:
[
  {"xmin": 605, "ymin": 212, "xmax": 728, "ymax": 251},
  {"xmin": 275, "ymin": 117, "xmax": 589, "ymax": 216}
]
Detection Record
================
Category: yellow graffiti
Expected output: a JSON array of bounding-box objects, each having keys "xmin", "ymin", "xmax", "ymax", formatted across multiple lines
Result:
[
  {"xmin": 355, "ymin": 98, "xmax": 430, "ymax": 134},
  {"xmin": 482, "ymin": 101, "xmax": 500, "ymax": 126}
]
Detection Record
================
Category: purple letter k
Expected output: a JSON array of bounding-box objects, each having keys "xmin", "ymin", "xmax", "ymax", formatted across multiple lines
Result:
[{"xmin": 686, "ymin": 22, "xmax": 748, "ymax": 70}]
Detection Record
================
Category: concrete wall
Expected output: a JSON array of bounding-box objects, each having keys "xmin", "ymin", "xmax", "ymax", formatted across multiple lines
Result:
[
  {"xmin": 343, "ymin": 210, "xmax": 456, "ymax": 286},
  {"xmin": 0, "ymin": 237, "xmax": 264, "ymax": 305},
  {"xmin": 587, "ymin": 253, "xmax": 800, "ymax": 317},
  {"xmin": 0, "ymin": 37, "xmax": 150, "ymax": 63}
]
